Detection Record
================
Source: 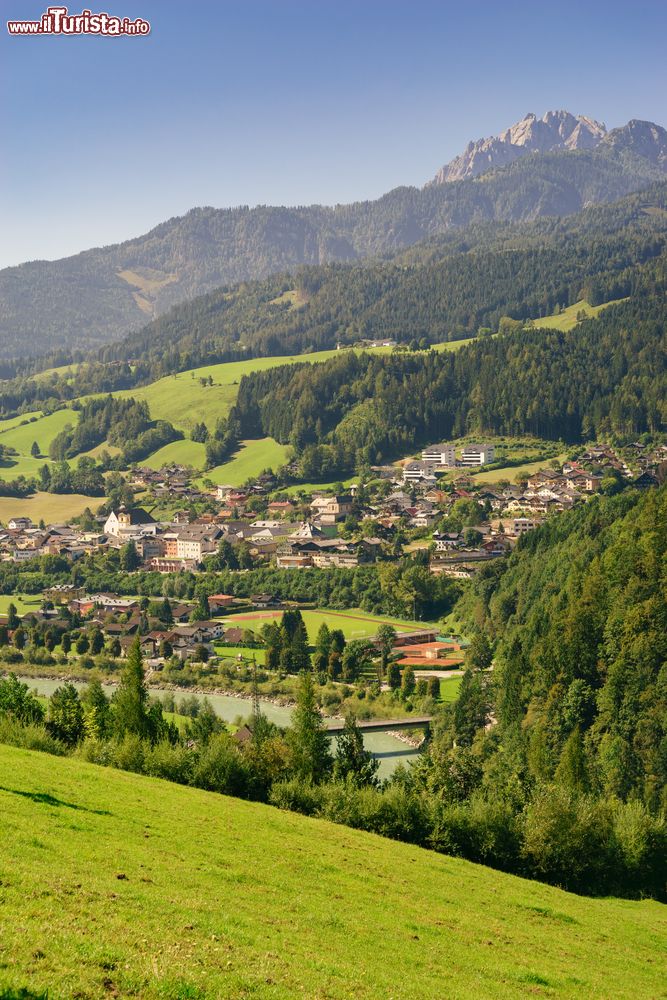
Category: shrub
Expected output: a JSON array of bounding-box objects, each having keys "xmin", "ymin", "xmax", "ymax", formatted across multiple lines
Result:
[
  {"xmin": 0, "ymin": 715, "xmax": 65, "ymax": 756},
  {"xmin": 144, "ymin": 740, "xmax": 195, "ymax": 785},
  {"xmin": 269, "ymin": 778, "xmax": 325, "ymax": 816}
]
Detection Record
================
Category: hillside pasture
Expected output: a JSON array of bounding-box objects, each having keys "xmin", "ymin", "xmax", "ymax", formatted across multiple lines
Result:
[
  {"xmin": 0, "ymin": 408, "xmax": 79, "ymax": 479},
  {"xmin": 532, "ymin": 297, "xmax": 627, "ymax": 331},
  {"xmin": 201, "ymin": 438, "xmax": 291, "ymax": 486},
  {"xmin": 0, "ymin": 745, "xmax": 664, "ymax": 999}
]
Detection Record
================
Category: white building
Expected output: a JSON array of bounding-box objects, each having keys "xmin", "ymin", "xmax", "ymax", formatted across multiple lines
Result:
[
  {"xmin": 104, "ymin": 507, "xmax": 157, "ymax": 537},
  {"xmin": 421, "ymin": 443, "xmax": 456, "ymax": 466},
  {"xmin": 402, "ymin": 462, "xmax": 437, "ymax": 484},
  {"xmin": 461, "ymin": 444, "xmax": 496, "ymax": 466},
  {"xmin": 8, "ymin": 517, "xmax": 33, "ymax": 531},
  {"xmin": 512, "ymin": 517, "xmax": 540, "ymax": 536}
]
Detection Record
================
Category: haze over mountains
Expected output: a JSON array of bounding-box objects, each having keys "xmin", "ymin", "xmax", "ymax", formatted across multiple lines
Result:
[{"xmin": 2, "ymin": 110, "xmax": 667, "ymax": 361}]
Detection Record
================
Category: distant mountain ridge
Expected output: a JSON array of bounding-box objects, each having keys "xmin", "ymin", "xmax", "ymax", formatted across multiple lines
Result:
[
  {"xmin": 2, "ymin": 111, "xmax": 667, "ymax": 360},
  {"xmin": 429, "ymin": 112, "xmax": 667, "ymax": 184},
  {"xmin": 429, "ymin": 110, "xmax": 608, "ymax": 183}
]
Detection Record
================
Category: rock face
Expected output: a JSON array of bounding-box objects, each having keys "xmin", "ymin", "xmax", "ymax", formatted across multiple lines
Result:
[
  {"xmin": 600, "ymin": 119, "xmax": 667, "ymax": 171},
  {"xmin": 430, "ymin": 110, "xmax": 607, "ymax": 184}
]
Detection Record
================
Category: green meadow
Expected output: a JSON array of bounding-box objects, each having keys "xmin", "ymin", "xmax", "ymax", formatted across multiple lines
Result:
[
  {"xmin": 202, "ymin": 438, "xmax": 292, "ymax": 486},
  {"xmin": 0, "ymin": 745, "xmax": 664, "ymax": 999},
  {"xmin": 113, "ymin": 348, "xmax": 349, "ymax": 433},
  {"xmin": 532, "ymin": 298, "xmax": 627, "ymax": 332},
  {"xmin": 0, "ymin": 408, "xmax": 79, "ymax": 478}
]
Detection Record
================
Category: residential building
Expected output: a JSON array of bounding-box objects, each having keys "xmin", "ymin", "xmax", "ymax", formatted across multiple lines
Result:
[
  {"xmin": 310, "ymin": 495, "xmax": 353, "ymax": 524},
  {"xmin": 421, "ymin": 443, "xmax": 456, "ymax": 466},
  {"xmin": 402, "ymin": 461, "xmax": 437, "ymax": 484},
  {"xmin": 461, "ymin": 444, "xmax": 496, "ymax": 466},
  {"xmin": 512, "ymin": 517, "xmax": 541, "ymax": 535}
]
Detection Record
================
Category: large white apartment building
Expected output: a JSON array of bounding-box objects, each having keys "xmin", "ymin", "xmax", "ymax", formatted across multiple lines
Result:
[
  {"xmin": 421, "ymin": 443, "xmax": 456, "ymax": 466},
  {"xmin": 461, "ymin": 444, "xmax": 496, "ymax": 466}
]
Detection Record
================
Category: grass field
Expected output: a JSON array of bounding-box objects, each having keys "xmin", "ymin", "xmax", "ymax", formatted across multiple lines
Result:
[
  {"xmin": 214, "ymin": 644, "xmax": 267, "ymax": 665},
  {"xmin": 281, "ymin": 475, "xmax": 358, "ymax": 495},
  {"xmin": 114, "ymin": 348, "xmax": 350, "ymax": 433},
  {"xmin": 202, "ymin": 438, "xmax": 291, "ymax": 486},
  {"xmin": 432, "ymin": 336, "xmax": 478, "ymax": 351},
  {"xmin": 0, "ymin": 492, "xmax": 96, "ymax": 525},
  {"xmin": 0, "ymin": 745, "xmax": 665, "ymax": 999},
  {"xmin": 532, "ymin": 298, "xmax": 627, "ymax": 332},
  {"xmin": 0, "ymin": 408, "xmax": 79, "ymax": 479},
  {"xmin": 0, "ymin": 594, "xmax": 44, "ymax": 616},
  {"xmin": 473, "ymin": 452, "xmax": 568, "ymax": 484},
  {"xmin": 143, "ymin": 438, "xmax": 207, "ymax": 471},
  {"xmin": 0, "ymin": 410, "xmax": 43, "ymax": 434},
  {"xmin": 224, "ymin": 608, "xmax": 430, "ymax": 643},
  {"xmin": 439, "ymin": 675, "xmax": 463, "ymax": 702}
]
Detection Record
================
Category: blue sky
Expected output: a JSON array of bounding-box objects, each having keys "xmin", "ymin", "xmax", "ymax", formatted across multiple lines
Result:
[{"xmin": 1, "ymin": 0, "xmax": 666, "ymax": 268}]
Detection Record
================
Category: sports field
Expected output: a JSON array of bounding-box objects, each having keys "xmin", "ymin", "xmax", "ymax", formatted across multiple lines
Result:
[{"xmin": 222, "ymin": 608, "xmax": 429, "ymax": 642}]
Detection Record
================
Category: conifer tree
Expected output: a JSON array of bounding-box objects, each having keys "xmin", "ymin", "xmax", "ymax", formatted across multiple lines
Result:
[
  {"xmin": 113, "ymin": 637, "xmax": 151, "ymax": 739},
  {"xmin": 288, "ymin": 670, "xmax": 332, "ymax": 783}
]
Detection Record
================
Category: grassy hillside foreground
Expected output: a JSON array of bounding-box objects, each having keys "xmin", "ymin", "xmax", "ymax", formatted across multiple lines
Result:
[{"xmin": 0, "ymin": 747, "xmax": 665, "ymax": 999}]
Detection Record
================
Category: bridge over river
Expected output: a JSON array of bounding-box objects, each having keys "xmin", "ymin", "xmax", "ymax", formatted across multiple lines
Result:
[{"xmin": 325, "ymin": 716, "xmax": 432, "ymax": 737}]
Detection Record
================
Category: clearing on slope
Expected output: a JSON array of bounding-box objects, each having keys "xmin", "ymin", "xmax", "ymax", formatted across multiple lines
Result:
[{"xmin": 532, "ymin": 297, "xmax": 627, "ymax": 331}]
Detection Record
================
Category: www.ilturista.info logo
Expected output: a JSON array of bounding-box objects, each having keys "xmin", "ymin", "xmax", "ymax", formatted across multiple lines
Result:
[{"xmin": 7, "ymin": 6, "xmax": 150, "ymax": 35}]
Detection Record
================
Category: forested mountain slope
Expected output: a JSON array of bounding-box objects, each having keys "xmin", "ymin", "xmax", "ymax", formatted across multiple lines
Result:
[
  {"xmin": 454, "ymin": 486, "xmax": 667, "ymax": 814},
  {"xmin": 227, "ymin": 285, "xmax": 666, "ymax": 474},
  {"xmin": 103, "ymin": 181, "xmax": 667, "ymax": 373},
  {"xmin": 1, "ymin": 133, "xmax": 665, "ymax": 359}
]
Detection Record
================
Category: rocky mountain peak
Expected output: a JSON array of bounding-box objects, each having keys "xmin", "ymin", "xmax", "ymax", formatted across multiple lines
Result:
[
  {"xmin": 429, "ymin": 110, "xmax": 607, "ymax": 185},
  {"xmin": 601, "ymin": 119, "xmax": 667, "ymax": 170}
]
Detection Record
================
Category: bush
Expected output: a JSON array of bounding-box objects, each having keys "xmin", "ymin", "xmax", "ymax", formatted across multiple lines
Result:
[
  {"xmin": 521, "ymin": 784, "xmax": 620, "ymax": 894},
  {"xmin": 269, "ymin": 778, "xmax": 325, "ymax": 816},
  {"xmin": 110, "ymin": 733, "xmax": 146, "ymax": 774},
  {"xmin": 191, "ymin": 734, "xmax": 249, "ymax": 797},
  {"xmin": 144, "ymin": 740, "xmax": 194, "ymax": 785},
  {"xmin": 0, "ymin": 715, "xmax": 65, "ymax": 756},
  {"xmin": 612, "ymin": 799, "xmax": 667, "ymax": 899},
  {"xmin": 0, "ymin": 648, "xmax": 24, "ymax": 664}
]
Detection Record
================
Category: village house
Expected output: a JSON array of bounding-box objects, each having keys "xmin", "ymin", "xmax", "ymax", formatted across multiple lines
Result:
[
  {"xmin": 208, "ymin": 593, "xmax": 238, "ymax": 612},
  {"xmin": 310, "ymin": 495, "xmax": 354, "ymax": 524}
]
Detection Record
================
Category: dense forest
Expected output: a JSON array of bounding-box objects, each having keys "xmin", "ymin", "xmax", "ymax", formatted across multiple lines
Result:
[
  {"xmin": 0, "ymin": 143, "xmax": 664, "ymax": 359},
  {"xmin": 229, "ymin": 288, "xmax": 666, "ymax": 475},
  {"xmin": 444, "ymin": 485, "xmax": 667, "ymax": 817}
]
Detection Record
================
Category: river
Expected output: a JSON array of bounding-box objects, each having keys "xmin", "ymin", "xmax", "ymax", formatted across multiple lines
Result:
[{"xmin": 18, "ymin": 676, "xmax": 421, "ymax": 780}]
